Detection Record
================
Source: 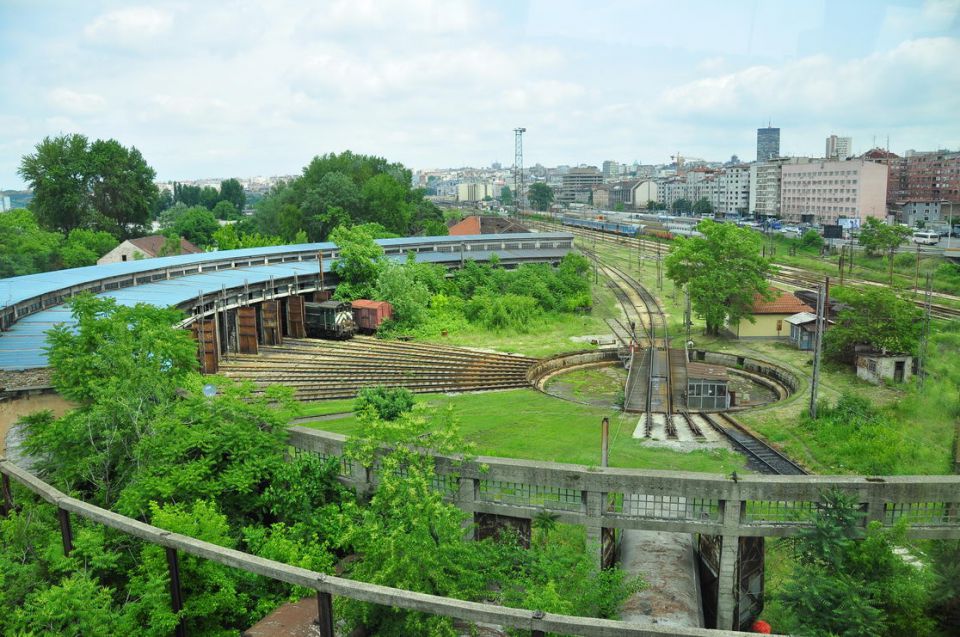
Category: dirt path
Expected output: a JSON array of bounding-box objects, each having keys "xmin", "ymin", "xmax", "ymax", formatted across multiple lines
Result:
[{"xmin": 0, "ymin": 393, "xmax": 74, "ymax": 456}]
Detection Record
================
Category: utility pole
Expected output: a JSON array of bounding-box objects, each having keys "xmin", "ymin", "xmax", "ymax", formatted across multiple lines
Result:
[
  {"xmin": 685, "ymin": 285, "xmax": 692, "ymax": 343},
  {"xmin": 601, "ymin": 417, "xmax": 609, "ymax": 468},
  {"xmin": 914, "ymin": 243, "xmax": 921, "ymax": 294},
  {"xmin": 918, "ymin": 274, "xmax": 932, "ymax": 389},
  {"xmin": 514, "ymin": 127, "xmax": 526, "ymax": 218},
  {"xmin": 809, "ymin": 280, "xmax": 826, "ymax": 419}
]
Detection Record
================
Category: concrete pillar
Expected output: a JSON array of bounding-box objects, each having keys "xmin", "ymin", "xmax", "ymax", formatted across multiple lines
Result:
[
  {"xmin": 457, "ymin": 478, "xmax": 477, "ymax": 540},
  {"xmin": 716, "ymin": 495, "xmax": 743, "ymax": 631},
  {"xmin": 584, "ymin": 490, "xmax": 604, "ymax": 568}
]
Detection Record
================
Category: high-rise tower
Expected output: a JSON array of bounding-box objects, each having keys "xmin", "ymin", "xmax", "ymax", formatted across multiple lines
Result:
[{"xmin": 756, "ymin": 125, "xmax": 780, "ymax": 161}]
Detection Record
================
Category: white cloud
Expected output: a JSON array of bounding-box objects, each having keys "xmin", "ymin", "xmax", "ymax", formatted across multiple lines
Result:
[
  {"xmin": 657, "ymin": 37, "xmax": 960, "ymax": 126},
  {"xmin": 47, "ymin": 88, "xmax": 107, "ymax": 114},
  {"xmin": 84, "ymin": 7, "xmax": 173, "ymax": 47}
]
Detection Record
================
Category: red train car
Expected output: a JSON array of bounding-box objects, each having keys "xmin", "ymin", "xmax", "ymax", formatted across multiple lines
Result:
[{"xmin": 351, "ymin": 300, "xmax": 394, "ymax": 333}]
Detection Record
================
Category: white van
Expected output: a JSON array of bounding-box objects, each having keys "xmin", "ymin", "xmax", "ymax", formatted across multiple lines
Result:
[{"xmin": 912, "ymin": 231, "xmax": 940, "ymax": 246}]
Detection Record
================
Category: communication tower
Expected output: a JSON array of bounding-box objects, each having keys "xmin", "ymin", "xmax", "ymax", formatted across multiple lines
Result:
[{"xmin": 514, "ymin": 127, "xmax": 526, "ymax": 215}]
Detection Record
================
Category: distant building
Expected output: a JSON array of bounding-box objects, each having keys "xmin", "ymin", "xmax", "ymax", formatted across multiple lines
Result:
[
  {"xmin": 785, "ymin": 312, "xmax": 831, "ymax": 351},
  {"xmin": 884, "ymin": 150, "xmax": 960, "ymax": 206},
  {"xmin": 825, "ymin": 135, "xmax": 853, "ymax": 160},
  {"xmin": 0, "ymin": 195, "xmax": 10, "ymax": 212},
  {"xmin": 780, "ymin": 159, "xmax": 889, "ymax": 225},
  {"xmin": 899, "ymin": 201, "xmax": 942, "ymax": 226},
  {"xmin": 756, "ymin": 126, "xmax": 780, "ymax": 161},
  {"xmin": 456, "ymin": 183, "xmax": 496, "ymax": 203},
  {"xmin": 97, "ymin": 235, "xmax": 202, "ymax": 264},
  {"xmin": 602, "ymin": 160, "xmax": 620, "ymax": 180},
  {"xmin": 592, "ymin": 185, "xmax": 611, "ymax": 209},
  {"xmin": 558, "ymin": 167, "xmax": 602, "ymax": 205},
  {"xmin": 446, "ymin": 215, "xmax": 529, "ymax": 236},
  {"xmin": 749, "ymin": 157, "xmax": 813, "ymax": 218}
]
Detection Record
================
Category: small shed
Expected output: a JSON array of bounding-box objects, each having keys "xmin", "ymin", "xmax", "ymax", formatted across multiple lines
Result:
[
  {"xmin": 686, "ymin": 361, "xmax": 730, "ymax": 410},
  {"xmin": 784, "ymin": 312, "xmax": 833, "ymax": 351},
  {"xmin": 856, "ymin": 351, "xmax": 913, "ymax": 384},
  {"xmin": 729, "ymin": 288, "xmax": 813, "ymax": 339}
]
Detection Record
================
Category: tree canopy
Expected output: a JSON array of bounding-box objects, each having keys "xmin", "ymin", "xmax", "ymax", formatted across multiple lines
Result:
[
  {"xmin": 19, "ymin": 134, "xmax": 158, "ymax": 238},
  {"xmin": 858, "ymin": 217, "xmax": 912, "ymax": 257},
  {"xmin": 665, "ymin": 219, "xmax": 774, "ymax": 335},
  {"xmin": 527, "ymin": 182, "xmax": 554, "ymax": 211},
  {"xmin": 824, "ymin": 286, "xmax": 923, "ymax": 363},
  {"xmin": 242, "ymin": 151, "xmax": 444, "ymax": 241},
  {"xmin": 692, "ymin": 197, "xmax": 714, "ymax": 216},
  {"xmin": 0, "ymin": 209, "xmax": 118, "ymax": 277}
]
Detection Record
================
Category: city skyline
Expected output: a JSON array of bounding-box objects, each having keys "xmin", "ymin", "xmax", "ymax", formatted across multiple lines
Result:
[{"xmin": 2, "ymin": 0, "xmax": 959, "ymax": 189}]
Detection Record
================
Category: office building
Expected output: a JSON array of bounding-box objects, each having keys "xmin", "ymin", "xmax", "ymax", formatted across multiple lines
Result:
[
  {"xmin": 558, "ymin": 167, "xmax": 602, "ymax": 204},
  {"xmin": 756, "ymin": 126, "xmax": 780, "ymax": 162},
  {"xmin": 780, "ymin": 159, "xmax": 888, "ymax": 224}
]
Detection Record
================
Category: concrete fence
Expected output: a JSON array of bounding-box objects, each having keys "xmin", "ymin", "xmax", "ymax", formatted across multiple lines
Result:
[
  {"xmin": 0, "ymin": 457, "xmax": 752, "ymax": 637},
  {"xmin": 526, "ymin": 349, "xmax": 621, "ymax": 390}
]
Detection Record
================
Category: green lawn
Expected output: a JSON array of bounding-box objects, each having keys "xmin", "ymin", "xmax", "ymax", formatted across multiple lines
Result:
[{"xmin": 302, "ymin": 388, "xmax": 746, "ymax": 474}]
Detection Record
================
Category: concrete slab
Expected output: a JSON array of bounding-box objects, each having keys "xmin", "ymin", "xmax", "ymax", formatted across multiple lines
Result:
[{"xmin": 618, "ymin": 530, "xmax": 703, "ymax": 629}]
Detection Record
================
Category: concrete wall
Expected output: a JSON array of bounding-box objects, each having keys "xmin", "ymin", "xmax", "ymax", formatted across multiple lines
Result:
[
  {"xmin": 688, "ymin": 349, "xmax": 799, "ymax": 396},
  {"xmin": 526, "ymin": 349, "xmax": 620, "ymax": 389},
  {"xmin": 856, "ymin": 354, "xmax": 912, "ymax": 384}
]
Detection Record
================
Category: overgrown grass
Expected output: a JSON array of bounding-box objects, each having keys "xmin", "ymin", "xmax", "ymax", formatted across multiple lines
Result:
[{"xmin": 304, "ymin": 389, "xmax": 747, "ymax": 473}]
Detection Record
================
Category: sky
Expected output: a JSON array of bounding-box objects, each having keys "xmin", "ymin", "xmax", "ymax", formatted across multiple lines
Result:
[{"xmin": 1, "ymin": 0, "xmax": 959, "ymax": 188}]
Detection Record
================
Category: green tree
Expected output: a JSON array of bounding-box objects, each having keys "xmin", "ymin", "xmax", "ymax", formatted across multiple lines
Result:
[
  {"xmin": 18, "ymin": 134, "xmax": 92, "ymax": 233},
  {"xmin": 153, "ymin": 188, "xmax": 174, "ymax": 218},
  {"xmin": 10, "ymin": 572, "xmax": 122, "ymax": 637},
  {"xmin": 173, "ymin": 182, "xmax": 202, "ymax": 207},
  {"xmin": 199, "ymin": 185, "xmax": 220, "ymax": 210},
  {"xmin": 361, "ymin": 173, "xmax": 412, "ymax": 233},
  {"xmin": 692, "ymin": 197, "xmax": 713, "ymax": 216},
  {"xmin": 665, "ymin": 219, "xmax": 773, "ymax": 335},
  {"xmin": 211, "ymin": 200, "xmax": 239, "ymax": 220},
  {"xmin": 859, "ymin": 217, "xmax": 912, "ymax": 258},
  {"xmin": 59, "ymin": 228, "xmax": 119, "ymax": 268},
  {"xmin": 928, "ymin": 540, "xmax": 960, "ymax": 635},
  {"xmin": 354, "ymin": 386, "xmax": 415, "ymax": 421},
  {"xmin": 527, "ymin": 182, "xmax": 554, "ymax": 211},
  {"xmin": 330, "ymin": 224, "xmax": 386, "ymax": 300},
  {"xmin": 824, "ymin": 286, "xmax": 923, "ymax": 363},
  {"xmin": 0, "ymin": 208, "xmax": 63, "ymax": 276},
  {"xmin": 218, "ymin": 178, "xmax": 246, "ymax": 213},
  {"xmin": 87, "ymin": 138, "xmax": 158, "ymax": 237},
  {"xmin": 778, "ymin": 489, "xmax": 934, "ymax": 637},
  {"xmin": 19, "ymin": 134, "xmax": 158, "ymax": 237},
  {"xmin": 500, "ymin": 185, "xmax": 513, "ymax": 205},
  {"xmin": 672, "ymin": 197, "xmax": 693, "ymax": 214},
  {"xmin": 165, "ymin": 205, "xmax": 219, "ymax": 247},
  {"xmin": 800, "ymin": 229, "xmax": 825, "ymax": 251}
]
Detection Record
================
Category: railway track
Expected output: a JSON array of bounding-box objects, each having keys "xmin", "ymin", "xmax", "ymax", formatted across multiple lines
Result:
[
  {"xmin": 580, "ymin": 247, "xmax": 675, "ymax": 416},
  {"xmin": 700, "ymin": 412, "xmax": 808, "ymax": 475},
  {"xmin": 220, "ymin": 336, "xmax": 536, "ymax": 401},
  {"xmin": 528, "ymin": 217, "xmax": 960, "ymax": 320}
]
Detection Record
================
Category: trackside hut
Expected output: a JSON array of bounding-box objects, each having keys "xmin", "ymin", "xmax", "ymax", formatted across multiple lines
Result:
[{"xmin": 728, "ymin": 289, "xmax": 812, "ymax": 339}]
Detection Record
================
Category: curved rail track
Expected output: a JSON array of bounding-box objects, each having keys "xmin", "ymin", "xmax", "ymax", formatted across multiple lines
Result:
[{"xmin": 701, "ymin": 412, "xmax": 808, "ymax": 475}]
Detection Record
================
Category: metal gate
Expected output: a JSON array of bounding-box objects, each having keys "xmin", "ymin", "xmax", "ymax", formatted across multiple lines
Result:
[
  {"xmin": 261, "ymin": 300, "xmax": 282, "ymax": 346},
  {"xmin": 286, "ymin": 295, "xmax": 306, "ymax": 339}
]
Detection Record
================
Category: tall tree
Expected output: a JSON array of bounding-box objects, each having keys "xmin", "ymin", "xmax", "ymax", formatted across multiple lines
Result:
[
  {"xmin": 527, "ymin": 182, "xmax": 554, "ymax": 211},
  {"xmin": 88, "ymin": 139, "xmax": 158, "ymax": 237},
  {"xmin": 19, "ymin": 134, "xmax": 158, "ymax": 238},
  {"xmin": 218, "ymin": 178, "xmax": 246, "ymax": 213},
  {"xmin": 824, "ymin": 286, "xmax": 923, "ymax": 363},
  {"xmin": 692, "ymin": 197, "xmax": 714, "ymax": 216},
  {"xmin": 0, "ymin": 208, "xmax": 63, "ymax": 277},
  {"xmin": 500, "ymin": 185, "xmax": 513, "ymax": 205},
  {"xmin": 18, "ymin": 134, "xmax": 92, "ymax": 233},
  {"xmin": 672, "ymin": 197, "xmax": 693, "ymax": 214},
  {"xmin": 665, "ymin": 219, "xmax": 773, "ymax": 335}
]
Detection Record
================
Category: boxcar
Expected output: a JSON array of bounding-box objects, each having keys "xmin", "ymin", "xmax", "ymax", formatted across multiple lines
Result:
[{"xmin": 351, "ymin": 299, "xmax": 394, "ymax": 333}]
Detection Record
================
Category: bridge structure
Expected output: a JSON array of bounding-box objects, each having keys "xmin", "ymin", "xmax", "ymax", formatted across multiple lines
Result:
[{"xmin": 0, "ymin": 233, "xmax": 574, "ymax": 373}]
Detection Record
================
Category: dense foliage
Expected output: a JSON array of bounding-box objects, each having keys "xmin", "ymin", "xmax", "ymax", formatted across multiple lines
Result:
[
  {"xmin": 824, "ymin": 286, "xmax": 924, "ymax": 363},
  {"xmin": 665, "ymin": 219, "xmax": 774, "ymax": 335},
  {"xmin": 0, "ymin": 208, "xmax": 119, "ymax": 277},
  {"xmin": 240, "ymin": 151, "xmax": 446, "ymax": 242},
  {"xmin": 527, "ymin": 182, "xmax": 554, "ymax": 211},
  {"xmin": 330, "ymin": 225, "xmax": 593, "ymax": 336},
  {"xmin": 777, "ymin": 489, "xmax": 934, "ymax": 637},
  {"xmin": 19, "ymin": 134, "xmax": 158, "ymax": 238}
]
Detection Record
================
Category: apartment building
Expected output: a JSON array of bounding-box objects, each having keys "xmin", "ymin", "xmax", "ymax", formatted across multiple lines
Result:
[
  {"xmin": 780, "ymin": 159, "xmax": 888, "ymax": 224},
  {"xmin": 825, "ymin": 135, "xmax": 853, "ymax": 160},
  {"xmin": 558, "ymin": 167, "xmax": 603, "ymax": 204},
  {"xmin": 749, "ymin": 158, "xmax": 813, "ymax": 218}
]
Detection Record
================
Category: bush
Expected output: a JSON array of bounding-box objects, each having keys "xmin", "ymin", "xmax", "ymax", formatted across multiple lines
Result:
[{"xmin": 354, "ymin": 386, "xmax": 415, "ymax": 421}]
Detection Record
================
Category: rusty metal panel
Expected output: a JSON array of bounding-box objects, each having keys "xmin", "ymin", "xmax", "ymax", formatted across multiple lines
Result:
[
  {"xmin": 286, "ymin": 295, "xmax": 306, "ymax": 339},
  {"xmin": 261, "ymin": 300, "xmax": 282, "ymax": 346},
  {"xmin": 237, "ymin": 307, "xmax": 258, "ymax": 354},
  {"xmin": 191, "ymin": 319, "xmax": 218, "ymax": 374}
]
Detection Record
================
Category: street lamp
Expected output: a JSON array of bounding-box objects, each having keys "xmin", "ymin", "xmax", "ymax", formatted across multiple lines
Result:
[{"xmin": 944, "ymin": 200, "xmax": 955, "ymax": 250}]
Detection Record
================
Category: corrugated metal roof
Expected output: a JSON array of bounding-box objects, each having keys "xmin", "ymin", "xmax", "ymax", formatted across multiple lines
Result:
[
  {"xmin": 0, "ymin": 232, "xmax": 567, "ymax": 308},
  {"xmin": 0, "ymin": 245, "xmax": 570, "ymax": 371}
]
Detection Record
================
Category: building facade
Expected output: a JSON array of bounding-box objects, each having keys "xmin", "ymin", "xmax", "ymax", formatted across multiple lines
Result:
[
  {"xmin": 825, "ymin": 135, "xmax": 853, "ymax": 160},
  {"xmin": 558, "ymin": 167, "xmax": 603, "ymax": 204},
  {"xmin": 756, "ymin": 127, "xmax": 780, "ymax": 161},
  {"xmin": 780, "ymin": 159, "xmax": 889, "ymax": 224}
]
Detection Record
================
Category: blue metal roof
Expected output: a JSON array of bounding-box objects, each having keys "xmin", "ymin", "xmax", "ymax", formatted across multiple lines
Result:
[
  {"xmin": 0, "ymin": 233, "xmax": 558, "ymax": 308},
  {"xmin": 0, "ymin": 242, "xmax": 571, "ymax": 371}
]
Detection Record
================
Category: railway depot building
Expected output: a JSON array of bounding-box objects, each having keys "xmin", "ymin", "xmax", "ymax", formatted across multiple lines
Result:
[{"xmin": 727, "ymin": 289, "xmax": 813, "ymax": 340}]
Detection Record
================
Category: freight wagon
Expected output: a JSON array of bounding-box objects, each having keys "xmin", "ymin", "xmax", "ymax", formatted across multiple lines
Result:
[
  {"xmin": 351, "ymin": 299, "xmax": 394, "ymax": 333},
  {"xmin": 304, "ymin": 301, "xmax": 358, "ymax": 339}
]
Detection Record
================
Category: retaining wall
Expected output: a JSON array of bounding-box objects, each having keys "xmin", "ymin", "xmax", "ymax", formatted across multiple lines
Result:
[{"xmin": 688, "ymin": 350, "xmax": 800, "ymax": 396}]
